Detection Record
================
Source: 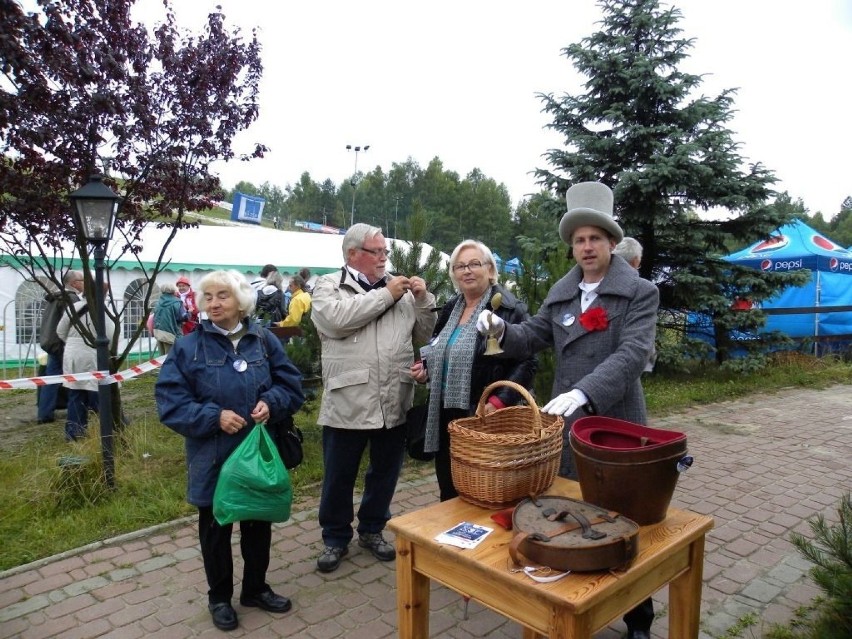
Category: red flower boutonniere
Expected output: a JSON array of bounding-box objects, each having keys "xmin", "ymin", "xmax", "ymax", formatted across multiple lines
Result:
[{"xmin": 579, "ymin": 307, "xmax": 608, "ymax": 332}]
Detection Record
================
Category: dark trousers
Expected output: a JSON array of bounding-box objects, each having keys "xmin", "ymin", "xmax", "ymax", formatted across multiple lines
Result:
[
  {"xmin": 558, "ymin": 420, "xmax": 580, "ymax": 480},
  {"xmin": 434, "ymin": 407, "xmax": 467, "ymax": 502},
  {"xmin": 559, "ymin": 422, "xmax": 654, "ymax": 632},
  {"xmin": 197, "ymin": 506, "xmax": 271, "ymax": 604},
  {"xmin": 318, "ymin": 424, "xmax": 406, "ymax": 547},
  {"xmin": 624, "ymin": 597, "xmax": 654, "ymax": 632},
  {"xmin": 37, "ymin": 350, "xmax": 64, "ymax": 421},
  {"xmin": 65, "ymin": 389, "xmax": 98, "ymax": 441}
]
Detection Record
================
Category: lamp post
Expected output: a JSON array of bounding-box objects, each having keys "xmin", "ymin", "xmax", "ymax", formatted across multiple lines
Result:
[
  {"xmin": 69, "ymin": 174, "xmax": 121, "ymax": 489},
  {"xmin": 345, "ymin": 144, "xmax": 369, "ymax": 227}
]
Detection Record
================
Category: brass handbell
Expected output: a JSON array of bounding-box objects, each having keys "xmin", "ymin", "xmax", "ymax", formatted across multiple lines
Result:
[{"xmin": 484, "ymin": 292, "xmax": 504, "ymax": 355}]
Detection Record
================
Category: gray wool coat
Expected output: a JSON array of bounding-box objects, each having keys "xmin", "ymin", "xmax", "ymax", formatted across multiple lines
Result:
[{"xmin": 500, "ymin": 255, "xmax": 659, "ymax": 476}]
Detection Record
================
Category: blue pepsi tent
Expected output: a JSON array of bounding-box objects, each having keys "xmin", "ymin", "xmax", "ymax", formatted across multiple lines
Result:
[
  {"xmin": 504, "ymin": 257, "xmax": 523, "ymax": 275},
  {"xmin": 723, "ymin": 219, "xmax": 852, "ymax": 350}
]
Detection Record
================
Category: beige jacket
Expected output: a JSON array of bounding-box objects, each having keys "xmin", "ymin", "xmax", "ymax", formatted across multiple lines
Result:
[
  {"xmin": 311, "ymin": 268, "xmax": 436, "ymax": 429},
  {"xmin": 57, "ymin": 299, "xmax": 116, "ymax": 392}
]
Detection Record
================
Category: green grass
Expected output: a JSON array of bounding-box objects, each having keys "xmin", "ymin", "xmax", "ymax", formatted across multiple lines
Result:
[
  {"xmin": 188, "ymin": 204, "xmax": 281, "ymax": 229},
  {"xmin": 0, "ymin": 353, "xmax": 850, "ymax": 571},
  {"xmin": 643, "ymin": 352, "xmax": 852, "ymax": 416}
]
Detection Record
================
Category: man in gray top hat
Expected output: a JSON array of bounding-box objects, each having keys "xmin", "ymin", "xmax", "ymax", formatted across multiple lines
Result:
[{"xmin": 476, "ymin": 181, "xmax": 659, "ymax": 639}]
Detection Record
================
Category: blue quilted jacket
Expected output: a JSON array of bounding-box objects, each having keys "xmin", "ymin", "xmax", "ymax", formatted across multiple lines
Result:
[{"xmin": 155, "ymin": 319, "xmax": 304, "ymax": 506}]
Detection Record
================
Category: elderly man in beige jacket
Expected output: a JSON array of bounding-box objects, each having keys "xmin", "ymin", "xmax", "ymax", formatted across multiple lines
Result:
[{"xmin": 311, "ymin": 223, "xmax": 436, "ymax": 574}]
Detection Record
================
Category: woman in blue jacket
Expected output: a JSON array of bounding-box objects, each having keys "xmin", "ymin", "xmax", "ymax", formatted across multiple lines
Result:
[{"xmin": 155, "ymin": 270, "xmax": 304, "ymax": 632}]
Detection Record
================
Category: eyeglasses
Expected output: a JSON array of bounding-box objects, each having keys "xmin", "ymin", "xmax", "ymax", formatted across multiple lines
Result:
[
  {"xmin": 452, "ymin": 260, "xmax": 484, "ymax": 273},
  {"xmin": 360, "ymin": 247, "xmax": 390, "ymax": 257}
]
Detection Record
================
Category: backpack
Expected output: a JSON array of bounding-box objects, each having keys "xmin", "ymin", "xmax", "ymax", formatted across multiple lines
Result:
[
  {"xmin": 38, "ymin": 290, "xmax": 77, "ymax": 354},
  {"xmin": 256, "ymin": 289, "xmax": 284, "ymax": 324}
]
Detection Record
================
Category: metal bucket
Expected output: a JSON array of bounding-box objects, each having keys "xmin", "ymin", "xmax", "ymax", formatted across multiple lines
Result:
[{"xmin": 570, "ymin": 417, "xmax": 688, "ymax": 525}]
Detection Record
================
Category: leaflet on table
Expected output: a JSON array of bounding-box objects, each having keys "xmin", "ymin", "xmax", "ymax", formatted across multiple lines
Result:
[{"xmin": 434, "ymin": 522, "xmax": 493, "ymax": 549}]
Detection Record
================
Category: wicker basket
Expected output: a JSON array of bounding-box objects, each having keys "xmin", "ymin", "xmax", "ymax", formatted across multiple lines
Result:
[{"xmin": 448, "ymin": 380, "xmax": 564, "ymax": 509}]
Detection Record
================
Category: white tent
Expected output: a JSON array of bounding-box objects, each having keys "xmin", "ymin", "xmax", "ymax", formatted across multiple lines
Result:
[{"xmin": 0, "ymin": 224, "xmax": 447, "ymax": 373}]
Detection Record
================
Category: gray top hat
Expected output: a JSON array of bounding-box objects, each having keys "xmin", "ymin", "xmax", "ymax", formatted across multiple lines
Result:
[{"xmin": 558, "ymin": 182, "xmax": 624, "ymax": 244}]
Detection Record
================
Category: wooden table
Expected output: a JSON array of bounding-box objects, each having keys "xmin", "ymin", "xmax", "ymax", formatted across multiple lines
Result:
[{"xmin": 387, "ymin": 477, "xmax": 713, "ymax": 638}]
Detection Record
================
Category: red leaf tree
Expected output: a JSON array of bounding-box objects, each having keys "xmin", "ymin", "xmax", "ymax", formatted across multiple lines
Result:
[{"xmin": 0, "ymin": 0, "xmax": 265, "ymax": 424}]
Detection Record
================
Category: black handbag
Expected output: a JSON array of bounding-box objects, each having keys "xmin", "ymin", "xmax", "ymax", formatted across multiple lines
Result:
[
  {"xmin": 405, "ymin": 403, "xmax": 435, "ymax": 461},
  {"xmin": 268, "ymin": 414, "xmax": 304, "ymax": 470}
]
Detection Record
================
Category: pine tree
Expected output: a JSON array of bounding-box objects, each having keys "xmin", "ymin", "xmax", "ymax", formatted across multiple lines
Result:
[{"xmin": 536, "ymin": 0, "xmax": 808, "ymax": 363}]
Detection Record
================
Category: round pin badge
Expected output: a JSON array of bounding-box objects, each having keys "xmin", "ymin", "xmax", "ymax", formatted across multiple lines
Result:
[
  {"xmin": 233, "ymin": 359, "xmax": 248, "ymax": 373},
  {"xmin": 562, "ymin": 313, "xmax": 575, "ymax": 327}
]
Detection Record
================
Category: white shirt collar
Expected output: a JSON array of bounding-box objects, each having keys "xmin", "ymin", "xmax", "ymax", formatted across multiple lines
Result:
[{"xmin": 210, "ymin": 321, "xmax": 243, "ymax": 336}]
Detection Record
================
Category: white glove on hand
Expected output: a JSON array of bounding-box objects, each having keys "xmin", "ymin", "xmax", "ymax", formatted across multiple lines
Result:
[
  {"xmin": 542, "ymin": 389, "xmax": 588, "ymax": 416},
  {"xmin": 475, "ymin": 309, "xmax": 505, "ymax": 338}
]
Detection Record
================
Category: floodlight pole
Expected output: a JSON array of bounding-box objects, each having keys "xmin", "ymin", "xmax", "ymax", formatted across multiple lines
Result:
[{"xmin": 346, "ymin": 144, "xmax": 370, "ymax": 227}]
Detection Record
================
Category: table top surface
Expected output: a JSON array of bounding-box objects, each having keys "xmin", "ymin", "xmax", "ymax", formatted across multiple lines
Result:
[{"xmin": 388, "ymin": 477, "xmax": 713, "ymax": 611}]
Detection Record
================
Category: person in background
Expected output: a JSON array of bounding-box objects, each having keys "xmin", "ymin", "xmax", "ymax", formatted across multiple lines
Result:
[
  {"xmin": 410, "ymin": 239, "xmax": 536, "ymax": 502},
  {"xmin": 277, "ymin": 275, "xmax": 311, "ymax": 328},
  {"xmin": 476, "ymin": 182, "xmax": 659, "ymax": 639},
  {"xmin": 250, "ymin": 264, "xmax": 278, "ymax": 295},
  {"xmin": 311, "ymin": 223, "xmax": 436, "ymax": 573},
  {"xmin": 155, "ymin": 270, "xmax": 304, "ymax": 632},
  {"xmin": 613, "ymin": 236, "xmax": 643, "ymax": 269},
  {"xmin": 614, "ymin": 237, "xmax": 655, "ymax": 372},
  {"xmin": 152, "ymin": 282, "xmax": 187, "ymax": 355},
  {"xmin": 298, "ymin": 267, "xmax": 313, "ymax": 293},
  {"xmin": 256, "ymin": 270, "xmax": 286, "ymax": 325},
  {"xmin": 37, "ymin": 270, "xmax": 84, "ymax": 424},
  {"xmin": 176, "ymin": 276, "xmax": 199, "ymax": 335},
  {"xmin": 56, "ymin": 282, "xmax": 115, "ymax": 441},
  {"xmin": 281, "ymin": 271, "xmax": 292, "ymax": 313}
]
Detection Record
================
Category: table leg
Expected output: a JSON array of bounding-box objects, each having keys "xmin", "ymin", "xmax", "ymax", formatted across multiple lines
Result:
[
  {"xmin": 396, "ymin": 537, "xmax": 430, "ymax": 639},
  {"xmin": 668, "ymin": 535, "xmax": 706, "ymax": 639}
]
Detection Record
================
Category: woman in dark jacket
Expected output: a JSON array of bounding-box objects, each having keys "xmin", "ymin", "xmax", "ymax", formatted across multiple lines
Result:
[
  {"xmin": 410, "ymin": 239, "xmax": 536, "ymax": 501},
  {"xmin": 155, "ymin": 270, "xmax": 304, "ymax": 631}
]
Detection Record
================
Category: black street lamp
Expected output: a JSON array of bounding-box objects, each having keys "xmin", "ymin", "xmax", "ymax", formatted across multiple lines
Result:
[
  {"xmin": 69, "ymin": 174, "xmax": 121, "ymax": 489},
  {"xmin": 345, "ymin": 144, "xmax": 370, "ymax": 227}
]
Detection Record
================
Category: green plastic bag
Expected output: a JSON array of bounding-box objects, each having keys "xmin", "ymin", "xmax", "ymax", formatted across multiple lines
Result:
[{"xmin": 213, "ymin": 423, "xmax": 292, "ymax": 525}]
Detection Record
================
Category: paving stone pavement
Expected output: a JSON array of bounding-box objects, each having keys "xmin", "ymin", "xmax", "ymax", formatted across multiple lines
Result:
[{"xmin": 1, "ymin": 385, "xmax": 850, "ymax": 638}]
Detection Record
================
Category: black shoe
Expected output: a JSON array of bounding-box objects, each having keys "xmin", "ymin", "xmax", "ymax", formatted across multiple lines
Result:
[
  {"xmin": 317, "ymin": 545, "xmax": 349, "ymax": 572},
  {"xmin": 626, "ymin": 630, "xmax": 651, "ymax": 639},
  {"xmin": 37, "ymin": 418, "xmax": 55, "ymax": 424},
  {"xmin": 208, "ymin": 602, "xmax": 238, "ymax": 631},
  {"xmin": 358, "ymin": 532, "xmax": 396, "ymax": 561},
  {"xmin": 240, "ymin": 590, "xmax": 292, "ymax": 613}
]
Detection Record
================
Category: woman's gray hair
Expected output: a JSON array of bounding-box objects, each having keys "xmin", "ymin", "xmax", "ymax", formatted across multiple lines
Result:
[
  {"xmin": 160, "ymin": 282, "xmax": 177, "ymax": 295},
  {"xmin": 448, "ymin": 239, "xmax": 498, "ymax": 290},
  {"xmin": 342, "ymin": 223, "xmax": 383, "ymax": 260},
  {"xmin": 197, "ymin": 270, "xmax": 256, "ymax": 319},
  {"xmin": 613, "ymin": 237, "xmax": 643, "ymax": 263},
  {"xmin": 266, "ymin": 270, "xmax": 284, "ymax": 288}
]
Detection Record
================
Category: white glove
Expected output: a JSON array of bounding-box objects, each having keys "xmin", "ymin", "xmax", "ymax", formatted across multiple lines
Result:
[
  {"xmin": 475, "ymin": 309, "xmax": 505, "ymax": 338},
  {"xmin": 542, "ymin": 389, "xmax": 588, "ymax": 416}
]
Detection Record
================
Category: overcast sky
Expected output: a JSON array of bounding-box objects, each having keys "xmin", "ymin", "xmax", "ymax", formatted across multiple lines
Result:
[{"xmin": 131, "ymin": 0, "xmax": 852, "ymax": 219}]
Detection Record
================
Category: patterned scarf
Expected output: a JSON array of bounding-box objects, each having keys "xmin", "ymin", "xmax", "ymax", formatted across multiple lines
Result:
[{"xmin": 423, "ymin": 291, "xmax": 490, "ymax": 453}]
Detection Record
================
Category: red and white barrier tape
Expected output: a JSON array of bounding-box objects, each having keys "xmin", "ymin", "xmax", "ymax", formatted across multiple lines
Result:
[{"xmin": 0, "ymin": 354, "xmax": 168, "ymax": 390}]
